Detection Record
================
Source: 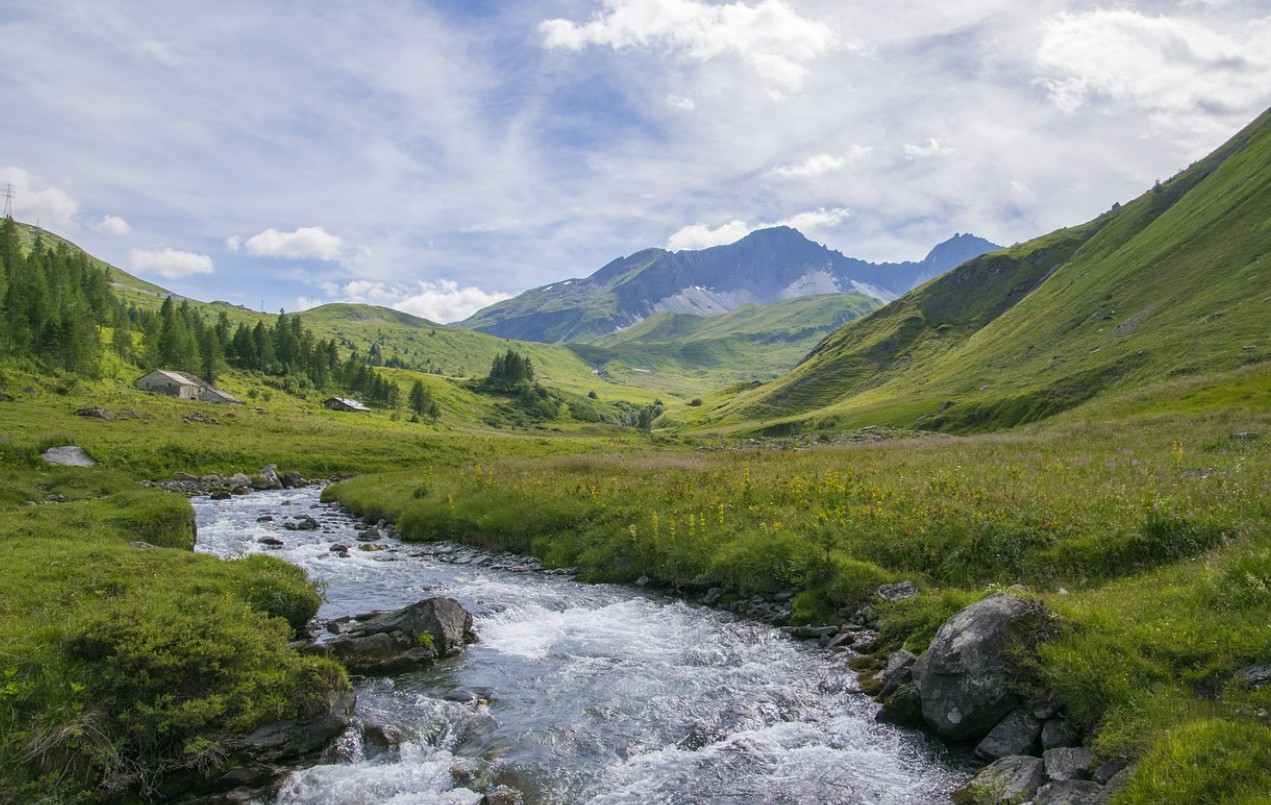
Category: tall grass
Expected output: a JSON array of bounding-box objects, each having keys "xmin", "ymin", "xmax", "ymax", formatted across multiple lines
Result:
[{"xmin": 329, "ymin": 406, "xmax": 1271, "ymax": 802}]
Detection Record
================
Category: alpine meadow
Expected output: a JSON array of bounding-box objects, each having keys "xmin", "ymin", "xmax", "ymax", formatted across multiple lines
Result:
[{"xmin": 2, "ymin": 49, "xmax": 1271, "ymax": 805}]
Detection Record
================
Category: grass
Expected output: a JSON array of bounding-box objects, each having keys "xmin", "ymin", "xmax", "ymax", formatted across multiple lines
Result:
[
  {"xmin": 323, "ymin": 396, "xmax": 1271, "ymax": 803},
  {"xmin": 5, "ymin": 353, "xmax": 1271, "ymax": 800},
  {"xmin": 0, "ymin": 461, "xmax": 345, "ymax": 802}
]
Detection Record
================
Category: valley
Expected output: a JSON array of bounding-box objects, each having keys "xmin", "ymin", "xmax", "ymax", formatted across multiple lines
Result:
[{"xmin": 1, "ymin": 106, "xmax": 1270, "ymax": 804}]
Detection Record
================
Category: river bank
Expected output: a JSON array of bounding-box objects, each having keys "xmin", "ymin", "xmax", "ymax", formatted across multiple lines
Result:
[{"xmin": 192, "ymin": 485, "xmax": 972, "ymax": 803}]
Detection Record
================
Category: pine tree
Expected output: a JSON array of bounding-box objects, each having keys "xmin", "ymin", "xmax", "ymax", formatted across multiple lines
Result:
[{"xmin": 409, "ymin": 379, "xmax": 441, "ymax": 420}]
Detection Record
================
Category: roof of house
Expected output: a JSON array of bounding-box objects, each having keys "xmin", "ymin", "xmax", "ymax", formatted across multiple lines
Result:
[
  {"xmin": 142, "ymin": 369, "xmax": 204, "ymax": 386},
  {"xmin": 201, "ymin": 386, "xmax": 243, "ymax": 404},
  {"xmin": 325, "ymin": 396, "xmax": 371, "ymax": 411}
]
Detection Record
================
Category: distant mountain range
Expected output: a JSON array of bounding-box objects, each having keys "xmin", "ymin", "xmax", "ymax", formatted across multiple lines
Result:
[{"xmin": 461, "ymin": 228, "xmax": 1000, "ymax": 344}]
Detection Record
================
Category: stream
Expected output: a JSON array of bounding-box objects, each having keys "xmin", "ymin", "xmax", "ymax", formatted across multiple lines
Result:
[{"xmin": 193, "ymin": 487, "xmax": 969, "ymax": 804}]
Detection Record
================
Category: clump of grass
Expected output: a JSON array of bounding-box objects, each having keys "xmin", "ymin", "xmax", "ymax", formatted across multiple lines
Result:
[
  {"xmin": 1116, "ymin": 719, "xmax": 1271, "ymax": 804},
  {"xmin": 0, "ymin": 464, "xmax": 343, "ymax": 801},
  {"xmin": 874, "ymin": 588, "xmax": 982, "ymax": 653}
]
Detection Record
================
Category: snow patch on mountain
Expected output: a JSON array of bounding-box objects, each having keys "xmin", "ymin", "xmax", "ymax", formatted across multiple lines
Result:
[
  {"xmin": 651, "ymin": 286, "xmax": 761, "ymax": 315},
  {"xmin": 780, "ymin": 270, "xmax": 845, "ymax": 299},
  {"xmin": 850, "ymin": 280, "xmax": 898, "ymax": 303}
]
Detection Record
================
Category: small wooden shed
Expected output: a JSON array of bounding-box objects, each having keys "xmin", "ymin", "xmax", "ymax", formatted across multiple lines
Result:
[{"xmin": 323, "ymin": 396, "xmax": 371, "ymax": 413}]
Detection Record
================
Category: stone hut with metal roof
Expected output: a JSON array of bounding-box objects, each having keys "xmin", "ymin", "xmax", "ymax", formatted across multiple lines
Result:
[
  {"xmin": 136, "ymin": 370, "xmax": 243, "ymax": 404},
  {"xmin": 322, "ymin": 396, "xmax": 371, "ymax": 413}
]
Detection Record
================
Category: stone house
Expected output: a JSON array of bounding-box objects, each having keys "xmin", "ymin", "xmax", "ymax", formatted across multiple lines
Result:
[
  {"xmin": 136, "ymin": 370, "xmax": 242, "ymax": 404},
  {"xmin": 322, "ymin": 396, "xmax": 371, "ymax": 413}
]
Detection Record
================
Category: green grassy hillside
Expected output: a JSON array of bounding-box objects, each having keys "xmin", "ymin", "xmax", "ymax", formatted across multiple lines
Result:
[
  {"xmin": 569, "ymin": 293, "xmax": 882, "ymax": 395},
  {"xmin": 716, "ymin": 107, "xmax": 1271, "ymax": 434},
  {"xmin": 14, "ymin": 223, "xmax": 889, "ymax": 402},
  {"xmin": 295, "ymin": 302, "xmax": 665, "ymax": 401}
]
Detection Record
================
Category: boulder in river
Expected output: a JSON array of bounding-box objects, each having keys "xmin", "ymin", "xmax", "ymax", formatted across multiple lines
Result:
[
  {"xmin": 285, "ymin": 514, "xmax": 321, "ymax": 531},
  {"xmin": 911, "ymin": 593, "xmax": 1054, "ymax": 741},
  {"xmin": 305, "ymin": 597, "xmax": 477, "ymax": 676},
  {"xmin": 234, "ymin": 687, "xmax": 356, "ymax": 763}
]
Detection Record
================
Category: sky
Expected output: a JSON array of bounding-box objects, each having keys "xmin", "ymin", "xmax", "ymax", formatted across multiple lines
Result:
[{"xmin": 3, "ymin": 1, "xmax": 1270, "ymax": 323}]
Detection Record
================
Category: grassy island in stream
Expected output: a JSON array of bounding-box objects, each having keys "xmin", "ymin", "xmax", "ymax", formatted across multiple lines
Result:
[{"xmin": 0, "ymin": 457, "xmax": 346, "ymax": 802}]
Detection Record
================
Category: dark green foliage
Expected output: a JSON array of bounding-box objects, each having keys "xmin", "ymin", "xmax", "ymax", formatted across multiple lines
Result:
[
  {"xmin": 0, "ymin": 218, "xmax": 106, "ymax": 376},
  {"xmin": 408, "ymin": 379, "xmax": 440, "ymax": 421},
  {"xmin": 483, "ymin": 348, "xmax": 536, "ymax": 392},
  {"xmin": 0, "ymin": 466, "xmax": 341, "ymax": 801},
  {"xmin": 62, "ymin": 596, "xmax": 339, "ymax": 797}
]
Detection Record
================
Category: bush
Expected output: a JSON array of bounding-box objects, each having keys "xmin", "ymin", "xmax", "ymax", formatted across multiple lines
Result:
[
  {"xmin": 225, "ymin": 554, "xmax": 323, "ymax": 632},
  {"xmin": 61, "ymin": 594, "xmax": 345, "ymax": 796}
]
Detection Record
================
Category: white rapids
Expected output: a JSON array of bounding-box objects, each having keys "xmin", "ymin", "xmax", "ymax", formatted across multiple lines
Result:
[{"xmin": 193, "ymin": 487, "xmax": 969, "ymax": 804}]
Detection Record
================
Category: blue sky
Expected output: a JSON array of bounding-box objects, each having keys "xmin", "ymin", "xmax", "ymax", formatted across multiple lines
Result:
[{"xmin": 3, "ymin": 0, "xmax": 1270, "ymax": 321}]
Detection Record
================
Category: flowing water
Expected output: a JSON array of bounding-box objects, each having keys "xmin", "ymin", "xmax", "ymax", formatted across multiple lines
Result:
[{"xmin": 193, "ymin": 487, "xmax": 968, "ymax": 804}]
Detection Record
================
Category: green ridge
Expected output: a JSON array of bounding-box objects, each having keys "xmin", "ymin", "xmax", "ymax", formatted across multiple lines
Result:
[{"xmin": 718, "ymin": 107, "xmax": 1271, "ymax": 433}]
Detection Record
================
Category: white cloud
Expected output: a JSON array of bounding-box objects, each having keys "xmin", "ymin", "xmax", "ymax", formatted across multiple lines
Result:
[
  {"xmin": 540, "ymin": 0, "xmax": 837, "ymax": 93},
  {"xmin": 778, "ymin": 207, "xmax": 851, "ymax": 231},
  {"xmin": 321, "ymin": 279, "xmax": 512, "ymax": 324},
  {"xmin": 224, "ymin": 235, "xmax": 241, "ymax": 251},
  {"xmin": 667, "ymin": 207, "xmax": 850, "ymax": 250},
  {"xmin": 903, "ymin": 138, "xmax": 955, "ymax": 159},
  {"xmin": 0, "ymin": 167, "xmax": 79, "ymax": 229},
  {"xmin": 768, "ymin": 150, "xmax": 870, "ymax": 179},
  {"xmin": 128, "ymin": 247, "xmax": 214, "ymax": 279},
  {"xmin": 1036, "ymin": 10, "xmax": 1271, "ymax": 121},
  {"xmin": 667, "ymin": 219, "xmax": 754, "ymax": 251},
  {"xmin": 243, "ymin": 226, "xmax": 343, "ymax": 261},
  {"xmin": 90, "ymin": 214, "xmax": 131, "ymax": 235},
  {"xmin": 667, "ymin": 94, "xmax": 697, "ymax": 111}
]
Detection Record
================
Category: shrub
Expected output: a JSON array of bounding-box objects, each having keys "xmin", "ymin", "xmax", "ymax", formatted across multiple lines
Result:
[
  {"xmin": 61, "ymin": 594, "xmax": 345, "ymax": 797},
  {"xmin": 225, "ymin": 554, "xmax": 323, "ymax": 632}
]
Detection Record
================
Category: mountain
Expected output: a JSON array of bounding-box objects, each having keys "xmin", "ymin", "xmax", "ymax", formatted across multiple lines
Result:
[
  {"xmin": 4, "ymin": 221, "xmax": 872, "ymax": 399},
  {"xmin": 460, "ymin": 229, "xmax": 1000, "ymax": 344},
  {"xmin": 711, "ymin": 106, "xmax": 1271, "ymax": 433}
]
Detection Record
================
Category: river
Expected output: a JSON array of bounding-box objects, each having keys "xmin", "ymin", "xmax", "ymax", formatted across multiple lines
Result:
[{"xmin": 193, "ymin": 487, "xmax": 968, "ymax": 804}]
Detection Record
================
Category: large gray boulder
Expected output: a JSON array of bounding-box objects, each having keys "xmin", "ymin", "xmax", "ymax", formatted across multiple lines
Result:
[
  {"xmin": 1044, "ymin": 746, "xmax": 1097, "ymax": 782},
  {"xmin": 235, "ymin": 687, "xmax": 356, "ymax": 761},
  {"xmin": 308, "ymin": 597, "xmax": 476, "ymax": 676},
  {"xmin": 954, "ymin": 755, "xmax": 1045, "ymax": 805},
  {"xmin": 912, "ymin": 593, "xmax": 1047, "ymax": 741},
  {"xmin": 42, "ymin": 445, "xmax": 96, "ymax": 467}
]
